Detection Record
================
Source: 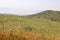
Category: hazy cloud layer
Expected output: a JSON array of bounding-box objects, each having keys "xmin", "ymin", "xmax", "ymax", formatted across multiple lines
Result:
[{"xmin": 0, "ymin": 0, "xmax": 60, "ymax": 15}]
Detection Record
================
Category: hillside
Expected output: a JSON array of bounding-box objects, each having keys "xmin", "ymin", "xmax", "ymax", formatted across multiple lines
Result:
[
  {"xmin": 28, "ymin": 10, "xmax": 60, "ymax": 22},
  {"xmin": 0, "ymin": 10, "xmax": 60, "ymax": 40}
]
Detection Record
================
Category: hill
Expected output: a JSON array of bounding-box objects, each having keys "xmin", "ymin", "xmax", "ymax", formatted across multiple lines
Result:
[
  {"xmin": 28, "ymin": 10, "xmax": 60, "ymax": 22},
  {"xmin": 0, "ymin": 10, "xmax": 60, "ymax": 40}
]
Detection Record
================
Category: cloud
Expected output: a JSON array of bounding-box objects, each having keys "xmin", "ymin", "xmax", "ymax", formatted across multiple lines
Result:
[{"xmin": 0, "ymin": 0, "xmax": 60, "ymax": 15}]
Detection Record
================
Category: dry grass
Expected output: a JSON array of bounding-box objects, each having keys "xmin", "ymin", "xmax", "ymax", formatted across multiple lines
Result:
[{"xmin": 0, "ymin": 31, "xmax": 60, "ymax": 40}]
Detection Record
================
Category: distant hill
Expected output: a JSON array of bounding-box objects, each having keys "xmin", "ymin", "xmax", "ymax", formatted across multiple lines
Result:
[{"xmin": 28, "ymin": 10, "xmax": 60, "ymax": 22}]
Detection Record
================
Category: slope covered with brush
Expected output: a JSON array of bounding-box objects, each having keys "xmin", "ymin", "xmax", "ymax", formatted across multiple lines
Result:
[
  {"xmin": 28, "ymin": 10, "xmax": 60, "ymax": 22},
  {"xmin": 0, "ymin": 10, "xmax": 60, "ymax": 40}
]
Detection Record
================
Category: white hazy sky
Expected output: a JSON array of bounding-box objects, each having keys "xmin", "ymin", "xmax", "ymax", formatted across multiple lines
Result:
[{"xmin": 0, "ymin": 0, "xmax": 60, "ymax": 15}]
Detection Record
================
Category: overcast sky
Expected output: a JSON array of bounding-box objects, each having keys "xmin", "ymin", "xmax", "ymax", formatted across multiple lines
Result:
[{"xmin": 0, "ymin": 0, "xmax": 60, "ymax": 15}]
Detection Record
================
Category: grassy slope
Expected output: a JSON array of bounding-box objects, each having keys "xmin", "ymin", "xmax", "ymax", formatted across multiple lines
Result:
[
  {"xmin": 0, "ymin": 10, "xmax": 60, "ymax": 40},
  {"xmin": 28, "ymin": 10, "xmax": 60, "ymax": 22},
  {"xmin": 0, "ymin": 15, "xmax": 60, "ymax": 40}
]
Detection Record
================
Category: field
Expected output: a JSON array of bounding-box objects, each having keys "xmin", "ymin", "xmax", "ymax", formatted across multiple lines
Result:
[
  {"xmin": 0, "ymin": 15, "xmax": 60, "ymax": 40},
  {"xmin": 0, "ymin": 10, "xmax": 60, "ymax": 40}
]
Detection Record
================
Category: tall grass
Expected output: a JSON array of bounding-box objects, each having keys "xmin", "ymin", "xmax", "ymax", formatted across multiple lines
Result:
[{"xmin": 0, "ymin": 16, "xmax": 60, "ymax": 40}]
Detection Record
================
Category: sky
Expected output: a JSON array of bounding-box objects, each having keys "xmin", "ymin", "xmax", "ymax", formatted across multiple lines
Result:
[{"xmin": 0, "ymin": 0, "xmax": 60, "ymax": 15}]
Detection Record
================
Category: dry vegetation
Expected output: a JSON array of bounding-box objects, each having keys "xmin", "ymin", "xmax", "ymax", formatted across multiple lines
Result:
[{"xmin": 0, "ymin": 10, "xmax": 60, "ymax": 40}]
